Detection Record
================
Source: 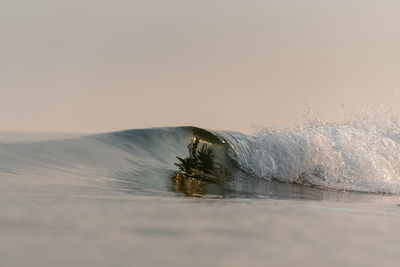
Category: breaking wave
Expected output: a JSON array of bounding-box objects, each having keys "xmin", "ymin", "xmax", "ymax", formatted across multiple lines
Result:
[{"xmin": 2, "ymin": 113, "xmax": 400, "ymax": 194}]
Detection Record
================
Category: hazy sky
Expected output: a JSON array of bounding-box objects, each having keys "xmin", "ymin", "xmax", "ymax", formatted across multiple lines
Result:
[{"xmin": 1, "ymin": 0, "xmax": 400, "ymax": 133}]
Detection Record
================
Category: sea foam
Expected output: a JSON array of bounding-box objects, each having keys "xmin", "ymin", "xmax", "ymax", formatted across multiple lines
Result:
[{"xmin": 230, "ymin": 113, "xmax": 400, "ymax": 193}]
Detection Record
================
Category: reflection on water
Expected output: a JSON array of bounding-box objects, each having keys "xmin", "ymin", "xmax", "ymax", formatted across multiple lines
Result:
[
  {"xmin": 174, "ymin": 137, "xmax": 217, "ymax": 181},
  {"xmin": 172, "ymin": 173, "xmax": 206, "ymax": 196},
  {"xmin": 172, "ymin": 137, "xmax": 228, "ymax": 196}
]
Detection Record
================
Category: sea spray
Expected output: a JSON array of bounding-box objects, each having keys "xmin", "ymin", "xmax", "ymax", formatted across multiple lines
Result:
[{"xmin": 225, "ymin": 112, "xmax": 400, "ymax": 193}]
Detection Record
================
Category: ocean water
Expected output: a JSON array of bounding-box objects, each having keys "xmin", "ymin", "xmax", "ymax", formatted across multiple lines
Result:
[{"xmin": 2, "ymin": 117, "xmax": 400, "ymax": 266}]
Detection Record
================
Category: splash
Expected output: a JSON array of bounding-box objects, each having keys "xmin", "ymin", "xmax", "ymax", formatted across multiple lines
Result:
[{"xmin": 229, "ymin": 112, "xmax": 400, "ymax": 193}]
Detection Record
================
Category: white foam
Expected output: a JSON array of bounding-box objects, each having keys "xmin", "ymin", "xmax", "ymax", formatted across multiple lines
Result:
[{"xmin": 233, "ymin": 113, "xmax": 400, "ymax": 193}]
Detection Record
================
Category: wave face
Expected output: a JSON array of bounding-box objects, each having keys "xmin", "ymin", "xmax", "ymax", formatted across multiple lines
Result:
[{"xmin": 2, "ymin": 115, "xmax": 400, "ymax": 195}]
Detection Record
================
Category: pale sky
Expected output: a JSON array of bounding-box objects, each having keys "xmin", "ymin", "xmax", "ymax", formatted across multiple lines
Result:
[{"xmin": 1, "ymin": 0, "xmax": 400, "ymax": 133}]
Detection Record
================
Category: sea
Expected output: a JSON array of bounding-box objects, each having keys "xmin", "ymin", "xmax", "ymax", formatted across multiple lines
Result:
[{"xmin": 2, "ymin": 116, "xmax": 400, "ymax": 266}]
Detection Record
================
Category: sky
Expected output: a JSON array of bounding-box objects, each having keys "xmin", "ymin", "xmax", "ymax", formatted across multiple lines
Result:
[{"xmin": 1, "ymin": 0, "xmax": 400, "ymax": 133}]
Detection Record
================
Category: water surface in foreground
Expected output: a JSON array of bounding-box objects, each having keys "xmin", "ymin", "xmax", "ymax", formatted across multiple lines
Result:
[{"xmin": 1, "ymin": 186, "xmax": 400, "ymax": 267}]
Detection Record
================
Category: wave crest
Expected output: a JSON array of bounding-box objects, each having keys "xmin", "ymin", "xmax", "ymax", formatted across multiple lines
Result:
[{"xmin": 226, "ymin": 114, "xmax": 400, "ymax": 193}]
